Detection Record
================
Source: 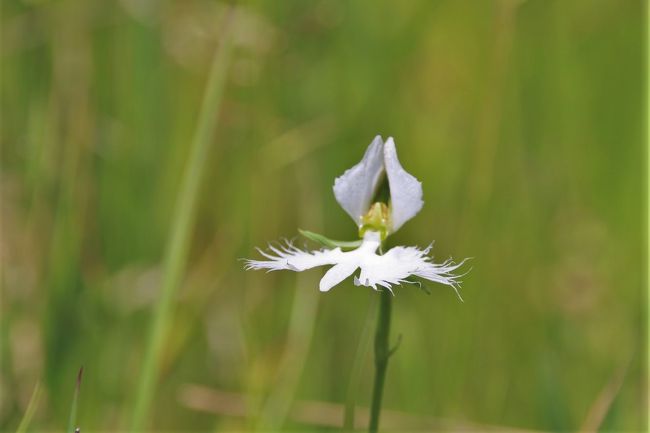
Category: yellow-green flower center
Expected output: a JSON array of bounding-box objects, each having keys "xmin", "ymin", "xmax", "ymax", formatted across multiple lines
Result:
[{"xmin": 359, "ymin": 202, "xmax": 390, "ymax": 240}]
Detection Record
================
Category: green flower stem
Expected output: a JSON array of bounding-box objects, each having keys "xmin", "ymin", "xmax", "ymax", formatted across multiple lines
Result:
[
  {"xmin": 368, "ymin": 289, "xmax": 393, "ymax": 433},
  {"xmin": 130, "ymin": 11, "xmax": 234, "ymax": 431}
]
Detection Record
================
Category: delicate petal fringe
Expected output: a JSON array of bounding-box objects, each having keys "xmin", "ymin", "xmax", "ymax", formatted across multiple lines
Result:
[
  {"xmin": 413, "ymin": 256, "xmax": 471, "ymax": 302},
  {"xmin": 356, "ymin": 244, "xmax": 469, "ymax": 300},
  {"xmin": 245, "ymin": 235, "xmax": 469, "ymax": 298},
  {"xmin": 243, "ymin": 240, "xmax": 342, "ymax": 272}
]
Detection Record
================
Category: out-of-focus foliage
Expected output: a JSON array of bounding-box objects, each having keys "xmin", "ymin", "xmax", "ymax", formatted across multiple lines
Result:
[{"xmin": 1, "ymin": 0, "xmax": 645, "ymax": 431}]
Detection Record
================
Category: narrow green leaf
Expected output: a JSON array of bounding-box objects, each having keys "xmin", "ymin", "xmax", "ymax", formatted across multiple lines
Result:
[{"xmin": 298, "ymin": 229, "xmax": 362, "ymax": 249}]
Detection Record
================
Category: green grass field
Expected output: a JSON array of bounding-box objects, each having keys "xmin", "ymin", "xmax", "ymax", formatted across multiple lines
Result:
[{"xmin": 1, "ymin": 0, "xmax": 646, "ymax": 431}]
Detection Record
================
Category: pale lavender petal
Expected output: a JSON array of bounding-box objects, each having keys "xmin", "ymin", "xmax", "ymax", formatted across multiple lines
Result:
[
  {"xmin": 383, "ymin": 137, "xmax": 423, "ymax": 233},
  {"xmin": 333, "ymin": 135, "xmax": 385, "ymax": 225}
]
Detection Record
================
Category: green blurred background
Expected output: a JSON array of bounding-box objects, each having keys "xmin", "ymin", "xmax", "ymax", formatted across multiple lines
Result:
[{"xmin": 1, "ymin": 0, "xmax": 646, "ymax": 431}]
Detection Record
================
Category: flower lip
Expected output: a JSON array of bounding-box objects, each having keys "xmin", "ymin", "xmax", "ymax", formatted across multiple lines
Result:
[
  {"xmin": 244, "ymin": 229, "xmax": 466, "ymax": 296},
  {"xmin": 333, "ymin": 136, "xmax": 423, "ymax": 235}
]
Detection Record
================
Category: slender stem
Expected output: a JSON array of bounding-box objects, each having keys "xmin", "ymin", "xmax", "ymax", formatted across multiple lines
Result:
[
  {"xmin": 368, "ymin": 290, "xmax": 392, "ymax": 433},
  {"xmin": 130, "ymin": 11, "xmax": 234, "ymax": 431},
  {"xmin": 343, "ymin": 293, "xmax": 377, "ymax": 430}
]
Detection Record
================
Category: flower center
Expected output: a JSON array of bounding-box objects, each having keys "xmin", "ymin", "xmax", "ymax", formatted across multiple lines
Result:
[{"xmin": 359, "ymin": 202, "xmax": 390, "ymax": 240}]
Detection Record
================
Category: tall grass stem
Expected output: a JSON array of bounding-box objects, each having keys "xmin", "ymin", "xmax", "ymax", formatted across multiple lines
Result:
[{"xmin": 130, "ymin": 11, "xmax": 235, "ymax": 430}]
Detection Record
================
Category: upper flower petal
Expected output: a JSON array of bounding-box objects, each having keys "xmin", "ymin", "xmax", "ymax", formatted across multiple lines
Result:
[
  {"xmin": 383, "ymin": 137, "xmax": 423, "ymax": 233},
  {"xmin": 333, "ymin": 135, "xmax": 385, "ymax": 226}
]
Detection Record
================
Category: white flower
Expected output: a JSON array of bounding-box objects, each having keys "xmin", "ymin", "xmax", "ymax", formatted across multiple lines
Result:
[{"xmin": 245, "ymin": 136, "xmax": 467, "ymax": 296}]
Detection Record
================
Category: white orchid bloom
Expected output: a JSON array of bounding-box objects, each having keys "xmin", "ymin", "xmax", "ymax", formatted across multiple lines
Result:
[{"xmin": 245, "ymin": 136, "xmax": 467, "ymax": 296}]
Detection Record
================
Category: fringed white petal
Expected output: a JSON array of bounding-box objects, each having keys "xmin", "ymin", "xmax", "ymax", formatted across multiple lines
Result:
[
  {"xmin": 245, "ymin": 231, "xmax": 467, "ymax": 297},
  {"xmin": 413, "ymin": 257, "xmax": 468, "ymax": 301},
  {"xmin": 244, "ymin": 241, "xmax": 344, "ymax": 272},
  {"xmin": 333, "ymin": 135, "xmax": 385, "ymax": 226},
  {"xmin": 383, "ymin": 137, "xmax": 423, "ymax": 233},
  {"xmin": 356, "ymin": 244, "xmax": 467, "ymax": 299}
]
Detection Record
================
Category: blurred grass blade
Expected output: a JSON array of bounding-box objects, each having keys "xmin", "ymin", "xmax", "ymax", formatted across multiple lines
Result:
[
  {"xmin": 344, "ymin": 293, "xmax": 377, "ymax": 430},
  {"xmin": 647, "ymin": 1, "xmax": 650, "ymax": 426},
  {"xmin": 16, "ymin": 382, "xmax": 41, "ymax": 433},
  {"xmin": 67, "ymin": 367, "xmax": 84, "ymax": 433},
  {"xmin": 579, "ymin": 358, "xmax": 630, "ymax": 433},
  {"xmin": 256, "ymin": 275, "xmax": 319, "ymax": 430},
  {"xmin": 256, "ymin": 162, "xmax": 323, "ymax": 430},
  {"xmin": 130, "ymin": 9, "xmax": 236, "ymax": 431}
]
